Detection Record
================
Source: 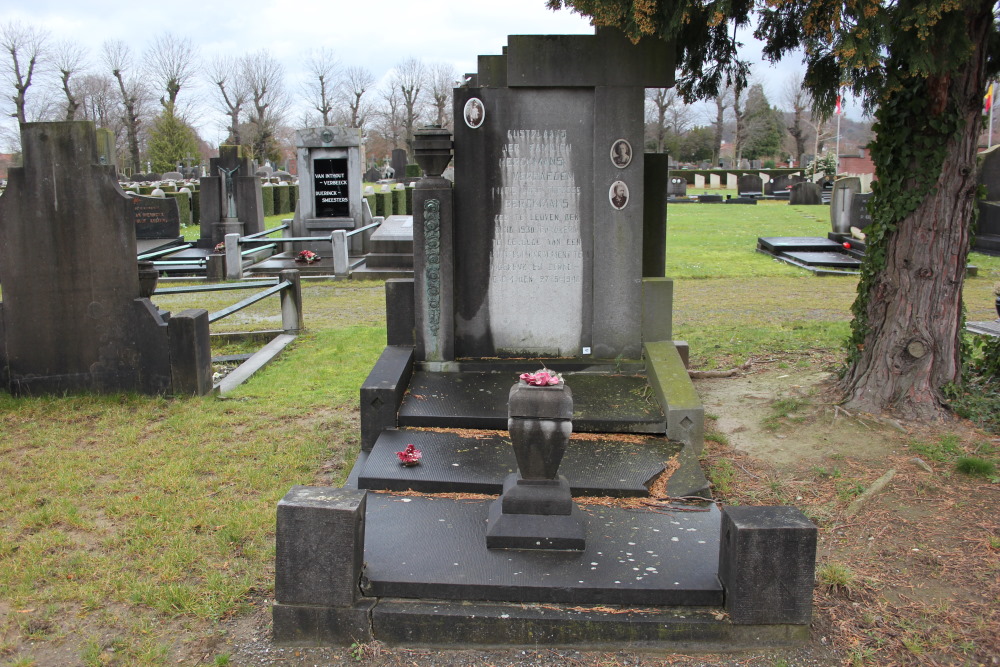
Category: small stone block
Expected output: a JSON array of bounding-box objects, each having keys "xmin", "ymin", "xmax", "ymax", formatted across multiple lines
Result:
[
  {"xmin": 718, "ymin": 506, "xmax": 817, "ymax": 625},
  {"xmin": 272, "ymin": 600, "xmax": 375, "ymax": 646},
  {"xmin": 275, "ymin": 486, "xmax": 366, "ymax": 607},
  {"xmin": 500, "ymin": 475, "xmax": 574, "ymax": 515},
  {"xmin": 167, "ymin": 309, "xmax": 212, "ymax": 395},
  {"xmin": 485, "ymin": 501, "xmax": 586, "ymax": 550},
  {"xmin": 385, "ymin": 279, "xmax": 415, "ymax": 346}
]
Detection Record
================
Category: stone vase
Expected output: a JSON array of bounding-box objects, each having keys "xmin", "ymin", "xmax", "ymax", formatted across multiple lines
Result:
[
  {"xmin": 137, "ymin": 260, "xmax": 159, "ymax": 299},
  {"xmin": 507, "ymin": 380, "xmax": 573, "ymax": 480}
]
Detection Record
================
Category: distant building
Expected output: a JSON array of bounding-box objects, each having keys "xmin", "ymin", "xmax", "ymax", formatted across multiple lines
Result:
[
  {"xmin": 839, "ymin": 147, "xmax": 875, "ymax": 177},
  {"xmin": 0, "ymin": 153, "xmax": 17, "ymax": 180}
]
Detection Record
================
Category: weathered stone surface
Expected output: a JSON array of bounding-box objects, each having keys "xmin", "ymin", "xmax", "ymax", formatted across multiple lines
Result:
[
  {"xmin": 718, "ymin": 506, "xmax": 817, "ymax": 625},
  {"xmin": 275, "ymin": 486, "xmax": 366, "ymax": 607},
  {"xmin": 293, "ymin": 127, "xmax": 364, "ymax": 254},
  {"xmin": 132, "ymin": 194, "xmax": 181, "ymax": 239},
  {"xmin": 789, "ymin": 181, "xmax": 822, "ymax": 205},
  {"xmin": 168, "ymin": 309, "xmax": 213, "ymax": 395},
  {"xmin": 359, "ymin": 346, "xmax": 414, "ymax": 450},
  {"xmin": 644, "ymin": 341, "xmax": 704, "ymax": 452},
  {"xmin": 0, "ymin": 121, "xmax": 179, "ymax": 395}
]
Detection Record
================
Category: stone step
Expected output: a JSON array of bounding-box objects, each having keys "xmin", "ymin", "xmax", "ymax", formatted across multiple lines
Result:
[
  {"xmin": 367, "ymin": 598, "xmax": 806, "ymax": 648},
  {"xmin": 360, "ymin": 493, "xmax": 723, "ymax": 606},
  {"xmin": 397, "ymin": 370, "xmax": 666, "ymax": 433},
  {"xmin": 364, "ymin": 252, "xmax": 413, "ymax": 269},
  {"xmin": 353, "ymin": 427, "xmax": 706, "ymax": 497}
]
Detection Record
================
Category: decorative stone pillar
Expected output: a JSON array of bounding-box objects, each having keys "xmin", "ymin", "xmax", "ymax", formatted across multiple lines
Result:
[
  {"xmin": 486, "ymin": 375, "xmax": 586, "ymax": 550},
  {"xmin": 412, "ymin": 126, "xmax": 454, "ymax": 363}
]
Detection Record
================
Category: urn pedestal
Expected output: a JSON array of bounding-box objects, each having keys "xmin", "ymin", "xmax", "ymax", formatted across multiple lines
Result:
[{"xmin": 486, "ymin": 380, "xmax": 586, "ymax": 550}]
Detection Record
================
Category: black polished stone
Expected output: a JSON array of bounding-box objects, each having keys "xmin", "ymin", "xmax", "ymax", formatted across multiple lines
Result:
[
  {"xmin": 354, "ymin": 428, "xmax": 685, "ymax": 497},
  {"xmin": 782, "ymin": 251, "xmax": 861, "ymax": 268},
  {"xmin": 361, "ymin": 493, "xmax": 723, "ymax": 606},
  {"xmin": 398, "ymin": 371, "xmax": 665, "ymax": 433}
]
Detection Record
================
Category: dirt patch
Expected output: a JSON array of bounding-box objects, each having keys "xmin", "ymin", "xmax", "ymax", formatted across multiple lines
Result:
[{"xmin": 697, "ymin": 366, "xmax": 907, "ymax": 466}]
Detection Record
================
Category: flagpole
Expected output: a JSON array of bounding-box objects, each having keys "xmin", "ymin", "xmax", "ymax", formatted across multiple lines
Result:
[{"xmin": 835, "ymin": 101, "xmax": 842, "ymax": 175}]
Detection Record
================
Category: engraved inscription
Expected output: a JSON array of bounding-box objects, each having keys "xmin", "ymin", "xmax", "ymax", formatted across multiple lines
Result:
[
  {"xmin": 313, "ymin": 157, "xmax": 350, "ymax": 218},
  {"xmin": 488, "ymin": 129, "xmax": 583, "ymax": 355}
]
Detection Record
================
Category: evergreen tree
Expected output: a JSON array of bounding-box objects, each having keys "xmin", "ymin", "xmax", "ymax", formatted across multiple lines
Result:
[
  {"xmin": 147, "ymin": 111, "xmax": 199, "ymax": 173},
  {"xmin": 547, "ymin": 0, "xmax": 1000, "ymax": 420}
]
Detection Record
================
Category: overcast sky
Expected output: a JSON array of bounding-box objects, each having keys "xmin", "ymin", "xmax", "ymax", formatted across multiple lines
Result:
[{"xmin": 1, "ymin": 0, "xmax": 828, "ymax": 147}]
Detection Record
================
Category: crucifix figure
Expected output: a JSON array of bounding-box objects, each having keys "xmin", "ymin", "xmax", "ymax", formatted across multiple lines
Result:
[{"xmin": 218, "ymin": 164, "xmax": 240, "ymax": 218}]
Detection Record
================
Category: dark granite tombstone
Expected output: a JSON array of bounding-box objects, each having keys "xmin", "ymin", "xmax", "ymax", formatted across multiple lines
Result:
[
  {"xmin": 364, "ymin": 166, "xmax": 381, "ymax": 183},
  {"xmin": 197, "ymin": 145, "xmax": 264, "ymax": 248},
  {"xmin": 737, "ymin": 173, "xmax": 764, "ymax": 196},
  {"xmin": 830, "ymin": 177, "xmax": 861, "ymax": 233},
  {"xmin": 390, "ymin": 149, "xmax": 407, "ymax": 182},
  {"xmin": 162, "ymin": 170, "xmax": 183, "ymax": 181},
  {"xmin": 450, "ymin": 28, "xmax": 674, "ymax": 360},
  {"xmin": 132, "ymin": 194, "xmax": 181, "ymax": 239},
  {"xmin": 766, "ymin": 173, "xmax": 800, "ymax": 197},
  {"xmin": 789, "ymin": 181, "xmax": 822, "ymax": 205},
  {"xmin": 849, "ymin": 192, "xmax": 873, "ymax": 231},
  {"xmin": 975, "ymin": 146, "xmax": 1000, "ymax": 254},
  {"xmin": 0, "ymin": 121, "xmax": 211, "ymax": 395},
  {"xmin": 667, "ymin": 176, "xmax": 687, "ymax": 197}
]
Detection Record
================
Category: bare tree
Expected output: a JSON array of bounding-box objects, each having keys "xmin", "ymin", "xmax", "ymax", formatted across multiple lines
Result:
[
  {"xmin": 710, "ymin": 89, "xmax": 731, "ymax": 165},
  {"xmin": 391, "ymin": 57, "xmax": 425, "ymax": 154},
  {"xmin": 338, "ymin": 65, "xmax": 374, "ymax": 130},
  {"xmin": 144, "ymin": 33, "xmax": 198, "ymax": 115},
  {"xmin": 302, "ymin": 47, "xmax": 339, "ymax": 126},
  {"xmin": 52, "ymin": 39, "xmax": 88, "ymax": 120},
  {"xmin": 206, "ymin": 55, "xmax": 248, "ymax": 145},
  {"xmin": 427, "ymin": 62, "xmax": 456, "ymax": 129},
  {"xmin": 782, "ymin": 73, "xmax": 810, "ymax": 164},
  {"xmin": 731, "ymin": 80, "xmax": 747, "ymax": 164},
  {"xmin": 102, "ymin": 39, "xmax": 148, "ymax": 173},
  {"xmin": 645, "ymin": 88, "xmax": 691, "ymax": 153},
  {"xmin": 375, "ymin": 84, "xmax": 404, "ymax": 153},
  {"xmin": 241, "ymin": 50, "xmax": 288, "ymax": 162},
  {"xmin": 1, "ymin": 21, "xmax": 48, "ymax": 124}
]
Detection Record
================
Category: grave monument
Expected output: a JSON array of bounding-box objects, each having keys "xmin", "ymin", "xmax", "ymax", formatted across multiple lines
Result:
[
  {"xmin": 197, "ymin": 145, "xmax": 264, "ymax": 248},
  {"xmin": 274, "ymin": 30, "xmax": 816, "ymax": 649},
  {"xmin": 0, "ymin": 122, "xmax": 212, "ymax": 395},
  {"xmin": 291, "ymin": 127, "xmax": 365, "ymax": 254}
]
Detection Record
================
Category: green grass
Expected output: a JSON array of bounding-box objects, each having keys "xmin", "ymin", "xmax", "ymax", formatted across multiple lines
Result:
[
  {"xmin": 181, "ymin": 213, "xmax": 290, "ymax": 242},
  {"xmin": 2, "ymin": 199, "xmax": 999, "ymax": 661}
]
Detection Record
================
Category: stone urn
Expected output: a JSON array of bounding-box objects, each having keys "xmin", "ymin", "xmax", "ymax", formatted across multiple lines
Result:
[
  {"xmin": 137, "ymin": 260, "xmax": 159, "ymax": 299},
  {"xmin": 507, "ymin": 379, "xmax": 573, "ymax": 480},
  {"xmin": 485, "ymin": 373, "xmax": 586, "ymax": 550}
]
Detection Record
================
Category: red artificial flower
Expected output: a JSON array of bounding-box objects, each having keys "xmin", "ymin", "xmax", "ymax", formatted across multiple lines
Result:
[{"xmin": 396, "ymin": 444, "xmax": 422, "ymax": 465}]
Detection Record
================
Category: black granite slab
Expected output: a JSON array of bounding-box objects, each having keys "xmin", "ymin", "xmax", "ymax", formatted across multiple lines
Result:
[
  {"xmin": 757, "ymin": 237, "xmax": 845, "ymax": 253},
  {"xmin": 398, "ymin": 371, "xmax": 665, "ymax": 433},
  {"xmin": 370, "ymin": 598, "xmax": 809, "ymax": 648},
  {"xmin": 361, "ymin": 493, "xmax": 723, "ymax": 606},
  {"xmin": 783, "ymin": 251, "xmax": 861, "ymax": 268},
  {"xmin": 357, "ymin": 428, "xmax": 680, "ymax": 496}
]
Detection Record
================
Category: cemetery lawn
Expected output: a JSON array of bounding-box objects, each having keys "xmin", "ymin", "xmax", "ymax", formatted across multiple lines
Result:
[{"xmin": 0, "ymin": 203, "xmax": 997, "ymax": 665}]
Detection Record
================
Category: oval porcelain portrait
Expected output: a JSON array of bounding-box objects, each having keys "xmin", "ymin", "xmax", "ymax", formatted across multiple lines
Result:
[
  {"xmin": 464, "ymin": 97, "xmax": 485, "ymax": 129},
  {"xmin": 609, "ymin": 180, "xmax": 629, "ymax": 210},
  {"xmin": 610, "ymin": 139, "xmax": 632, "ymax": 168}
]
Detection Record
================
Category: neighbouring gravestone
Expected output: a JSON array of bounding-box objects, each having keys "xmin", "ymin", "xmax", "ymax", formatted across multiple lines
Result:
[
  {"xmin": 766, "ymin": 173, "xmax": 800, "ymax": 197},
  {"xmin": 975, "ymin": 145, "xmax": 1000, "ymax": 255},
  {"xmin": 830, "ymin": 177, "xmax": 862, "ymax": 234},
  {"xmin": 162, "ymin": 170, "xmax": 183, "ymax": 181},
  {"xmin": 667, "ymin": 176, "xmax": 687, "ymax": 197},
  {"xmin": 789, "ymin": 181, "xmax": 822, "ymax": 205},
  {"xmin": 447, "ymin": 28, "xmax": 674, "ymax": 360},
  {"xmin": 197, "ymin": 145, "xmax": 264, "ymax": 248},
  {"xmin": 848, "ymin": 192, "xmax": 873, "ymax": 231},
  {"xmin": 390, "ymin": 148, "xmax": 407, "ymax": 182},
  {"xmin": 0, "ymin": 121, "xmax": 212, "ymax": 395},
  {"xmin": 132, "ymin": 194, "xmax": 181, "ymax": 239},
  {"xmin": 737, "ymin": 173, "xmax": 764, "ymax": 197},
  {"xmin": 292, "ymin": 127, "xmax": 364, "ymax": 254},
  {"xmin": 364, "ymin": 165, "xmax": 381, "ymax": 183}
]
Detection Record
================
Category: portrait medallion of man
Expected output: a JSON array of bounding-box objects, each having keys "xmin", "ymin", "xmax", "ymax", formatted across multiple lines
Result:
[{"xmin": 609, "ymin": 180, "xmax": 629, "ymax": 210}]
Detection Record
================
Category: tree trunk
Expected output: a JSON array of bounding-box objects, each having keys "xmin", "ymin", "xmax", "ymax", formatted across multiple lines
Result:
[{"xmin": 839, "ymin": 5, "xmax": 992, "ymax": 420}]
